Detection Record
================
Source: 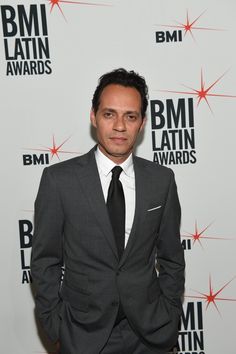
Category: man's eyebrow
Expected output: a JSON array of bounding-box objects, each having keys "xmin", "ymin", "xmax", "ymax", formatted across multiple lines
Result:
[
  {"xmin": 102, "ymin": 108, "xmax": 116, "ymax": 112},
  {"xmin": 125, "ymin": 110, "xmax": 140, "ymax": 115},
  {"xmin": 102, "ymin": 108, "xmax": 140, "ymax": 114}
]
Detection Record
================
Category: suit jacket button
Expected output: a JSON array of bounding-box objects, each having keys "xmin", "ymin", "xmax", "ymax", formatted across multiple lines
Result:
[{"xmin": 111, "ymin": 301, "xmax": 119, "ymax": 307}]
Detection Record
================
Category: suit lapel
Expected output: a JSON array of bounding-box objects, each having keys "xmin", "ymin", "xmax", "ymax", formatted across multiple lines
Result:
[
  {"xmin": 119, "ymin": 156, "xmax": 150, "ymax": 267},
  {"xmin": 73, "ymin": 149, "xmax": 151, "ymax": 265},
  {"xmin": 74, "ymin": 148, "xmax": 119, "ymax": 260}
]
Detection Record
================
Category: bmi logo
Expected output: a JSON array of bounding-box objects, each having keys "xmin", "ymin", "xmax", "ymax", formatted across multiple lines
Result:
[
  {"xmin": 151, "ymin": 68, "xmax": 236, "ymax": 165},
  {"xmin": 0, "ymin": 4, "xmax": 51, "ymax": 76},
  {"xmin": 170, "ymin": 276, "xmax": 236, "ymax": 353},
  {"xmin": 22, "ymin": 135, "xmax": 80, "ymax": 166},
  {"xmin": 18, "ymin": 216, "xmax": 33, "ymax": 284},
  {"xmin": 18, "ymin": 212, "xmax": 65, "ymax": 284},
  {"xmin": 155, "ymin": 10, "xmax": 224, "ymax": 44},
  {"xmin": 150, "ymin": 97, "xmax": 196, "ymax": 165},
  {"xmin": 171, "ymin": 301, "xmax": 204, "ymax": 354}
]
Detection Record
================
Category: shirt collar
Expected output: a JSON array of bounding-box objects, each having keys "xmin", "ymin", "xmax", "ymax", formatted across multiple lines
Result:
[{"xmin": 95, "ymin": 146, "xmax": 134, "ymax": 177}]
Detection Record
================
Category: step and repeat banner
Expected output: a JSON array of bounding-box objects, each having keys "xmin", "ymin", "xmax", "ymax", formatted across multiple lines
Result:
[{"xmin": 0, "ymin": 0, "xmax": 235, "ymax": 353}]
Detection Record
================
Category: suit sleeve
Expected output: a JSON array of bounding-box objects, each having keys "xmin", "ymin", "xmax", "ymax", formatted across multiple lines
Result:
[
  {"xmin": 156, "ymin": 169, "xmax": 185, "ymax": 312},
  {"xmin": 31, "ymin": 167, "xmax": 64, "ymax": 343}
]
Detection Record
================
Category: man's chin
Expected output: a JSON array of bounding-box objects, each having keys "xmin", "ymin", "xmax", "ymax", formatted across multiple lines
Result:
[
  {"xmin": 99, "ymin": 146, "xmax": 132, "ymax": 162},
  {"xmin": 109, "ymin": 147, "xmax": 133, "ymax": 157}
]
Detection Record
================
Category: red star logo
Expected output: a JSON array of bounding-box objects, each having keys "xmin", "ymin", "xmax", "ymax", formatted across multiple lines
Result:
[
  {"xmin": 24, "ymin": 135, "xmax": 80, "ymax": 161},
  {"xmin": 186, "ymin": 275, "xmax": 236, "ymax": 316},
  {"xmin": 159, "ymin": 69, "xmax": 236, "ymax": 113},
  {"xmin": 181, "ymin": 221, "xmax": 232, "ymax": 249},
  {"xmin": 48, "ymin": 0, "xmax": 110, "ymax": 21},
  {"xmin": 157, "ymin": 10, "xmax": 224, "ymax": 42}
]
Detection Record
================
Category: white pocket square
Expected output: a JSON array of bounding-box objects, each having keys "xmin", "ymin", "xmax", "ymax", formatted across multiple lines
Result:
[{"xmin": 147, "ymin": 205, "xmax": 162, "ymax": 212}]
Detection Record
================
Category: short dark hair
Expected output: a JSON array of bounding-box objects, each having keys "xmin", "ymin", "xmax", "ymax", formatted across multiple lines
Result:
[{"xmin": 92, "ymin": 68, "xmax": 148, "ymax": 118}]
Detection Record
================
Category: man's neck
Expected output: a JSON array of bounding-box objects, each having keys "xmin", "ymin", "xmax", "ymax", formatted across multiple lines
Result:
[{"xmin": 97, "ymin": 145, "xmax": 132, "ymax": 165}]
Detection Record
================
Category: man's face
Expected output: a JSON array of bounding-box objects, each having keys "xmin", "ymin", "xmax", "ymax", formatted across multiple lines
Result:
[{"xmin": 90, "ymin": 84, "xmax": 146, "ymax": 163}]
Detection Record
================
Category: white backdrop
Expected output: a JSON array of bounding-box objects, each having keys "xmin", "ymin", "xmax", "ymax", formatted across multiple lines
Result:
[{"xmin": 0, "ymin": 0, "xmax": 236, "ymax": 353}]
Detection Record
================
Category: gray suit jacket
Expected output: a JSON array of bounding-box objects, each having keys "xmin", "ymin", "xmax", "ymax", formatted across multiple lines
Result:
[{"xmin": 31, "ymin": 147, "xmax": 185, "ymax": 354}]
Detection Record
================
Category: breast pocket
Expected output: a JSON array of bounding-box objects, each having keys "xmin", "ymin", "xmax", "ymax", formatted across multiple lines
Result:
[{"xmin": 144, "ymin": 204, "xmax": 163, "ymax": 232}]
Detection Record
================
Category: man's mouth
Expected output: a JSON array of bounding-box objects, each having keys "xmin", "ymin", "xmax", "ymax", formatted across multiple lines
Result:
[{"xmin": 110, "ymin": 137, "xmax": 127, "ymax": 143}]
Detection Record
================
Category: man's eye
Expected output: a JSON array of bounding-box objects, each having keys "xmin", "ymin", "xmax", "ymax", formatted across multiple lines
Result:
[
  {"xmin": 127, "ymin": 115, "xmax": 136, "ymax": 120},
  {"xmin": 104, "ymin": 112, "xmax": 113, "ymax": 118}
]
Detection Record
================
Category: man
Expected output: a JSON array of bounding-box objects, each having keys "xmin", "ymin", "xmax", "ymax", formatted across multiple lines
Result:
[{"xmin": 31, "ymin": 68, "xmax": 185, "ymax": 354}]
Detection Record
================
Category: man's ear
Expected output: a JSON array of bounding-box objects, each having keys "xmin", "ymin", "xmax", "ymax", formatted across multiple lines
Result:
[
  {"xmin": 90, "ymin": 109, "xmax": 97, "ymax": 128},
  {"xmin": 139, "ymin": 116, "xmax": 147, "ymax": 132}
]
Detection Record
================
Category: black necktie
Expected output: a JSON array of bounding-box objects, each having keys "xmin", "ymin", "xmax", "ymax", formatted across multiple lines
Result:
[
  {"xmin": 107, "ymin": 166, "xmax": 126, "ymax": 325},
  {"xmin": 107, "ymin": 166, "xmax": 125, "ymax": 259}
]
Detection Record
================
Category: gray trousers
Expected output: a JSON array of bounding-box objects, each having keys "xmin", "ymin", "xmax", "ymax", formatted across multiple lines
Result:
[
  {"xmin": 58, "ymin": 318, "xmax": 168, "ymax": 354},
  {"xmin": 100, "ymin": 318, "xmax": 166, "ymax": 354}
]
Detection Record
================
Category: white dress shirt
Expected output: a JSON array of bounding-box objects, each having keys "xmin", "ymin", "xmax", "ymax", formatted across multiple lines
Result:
[{"xmin": 95, "ymin": 147, "xmax": 135, "ymax": 248}]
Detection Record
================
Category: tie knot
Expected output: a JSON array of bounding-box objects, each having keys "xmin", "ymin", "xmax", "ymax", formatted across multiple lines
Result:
[{"xmin": 111, "ymin": 166, "xmax": 123, "ymax": 180}]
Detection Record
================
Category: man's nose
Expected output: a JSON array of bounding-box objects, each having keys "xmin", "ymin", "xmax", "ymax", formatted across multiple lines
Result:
[{"xmin": 113, "ymin": 116, "xmax": 126, "ymax": 131}]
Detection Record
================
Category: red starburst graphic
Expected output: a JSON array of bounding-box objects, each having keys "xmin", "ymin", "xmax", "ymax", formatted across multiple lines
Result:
[
  {"xmin": 186, "ymin": 275, "xmax": 236, "ymax": 316},
  {"xmin": 181, "ymin": 221, "xmax": 232, "ymax": 249},
  {"xmin": 159, "ymin": 69, "xmax": 236, "ymax": 113},
  {"xmin": 48, "ymin": 0, "xmax": 110, "ymax": 21},
  {"xmin": 157, "ymin": 10, "xmax": 224, "ymax": 42},
  {"xmin": 24, "ymin": 135, "xmax": 80, "ymax": 161}
]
